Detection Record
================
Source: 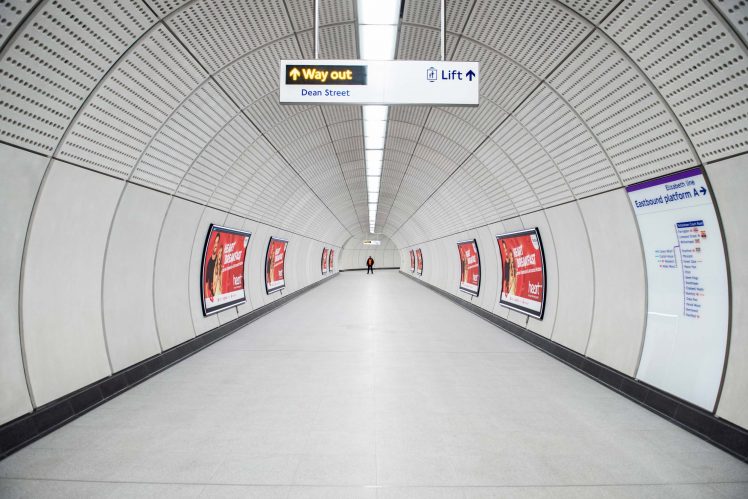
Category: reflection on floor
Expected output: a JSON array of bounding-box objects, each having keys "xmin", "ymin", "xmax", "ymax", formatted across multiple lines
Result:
[{"xmin": 1, "ymin": 270, "xmax": 747, "ymax": 498}]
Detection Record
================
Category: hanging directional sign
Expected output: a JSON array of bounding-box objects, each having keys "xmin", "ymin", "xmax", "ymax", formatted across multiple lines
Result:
[{"xmin": 279, "ymin": 60, "xmax": 479, "ymax": 106}]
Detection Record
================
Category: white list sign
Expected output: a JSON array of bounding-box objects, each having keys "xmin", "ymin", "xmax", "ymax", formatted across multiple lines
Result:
[{"xmin": 628, "ymin": 168, "xmax": 728, "ymax": 410}]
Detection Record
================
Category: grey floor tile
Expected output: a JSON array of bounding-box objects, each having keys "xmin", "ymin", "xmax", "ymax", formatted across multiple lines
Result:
[
  {"xmin": 0, "ymin": 479, "xmax": 205, "ymax": 499},
  {"xmin": 200, "ymin": 485, "xmax": 291, "ymax": 498},
  {"xmin": 287, "ymin": 485, "xmax": 378, "ymax": 498}
]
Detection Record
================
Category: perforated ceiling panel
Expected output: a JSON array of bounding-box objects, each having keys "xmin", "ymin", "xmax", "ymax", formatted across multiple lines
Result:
[
  {"xmin": 177, "ymin": 113, "xmax": 260, "ymax": 206},
  {"xmin": 144, "ymin": 0, "xmax": 191, "ymax": 19},
  {"xmin": 396, "ymin": 25, "xmax": 459, "ymax": 60},
  {"xmin": 213, "ymin": 135, "xmax": 276, "ymax": 212},
  {"xmin": 285, "ymin": 0, "xmax": 355, "ymax": 31},
  {"xmin": 215, "ymin": 37, "xmax": 299, "ymax": 109},
  {"xmin": 4, "ymin": 0, "xmax": 748, "ymax": 247},
  {"xmin": 515, "ymin": 84, "xmax": 620, "ymax": 197},
  {"xmin": 58, "ymin": 25, "xmax": 206, "ymax": 179},
  {"xmin": 473, "ymin": 138, "xmax": 541, "ymax": 215},
  {"xmin": 603, "ymin": 0, "xmax": 748, "ymax": 162},
  {"xmin": 442, "ymin": 99, "xmax": 508, "ymax": 136},
  {"xmin": 557, "ymin": 0, "xmax": 621, "ymax": 24},
  {"xmin": 493, "ymin": 116, "xmax": 574, "ymax": 208},
  {"xmin": 426, "ymin": 109, "xmax": 485, "ymax": 153},
  {"xmin": 132, "ymin": 80, "xmax": 238, "ymax": 193},
  {"xmin": 463, "ymin": 0, "xmax": 591, "ymax": 78},
  {"xmin": 548, "ymin": 31, "xmax": 697, "ymax": 183},
  {"xmin": 166, "ymin": 0, "xmax": 293, "ymax": 73},
  {"xmin": 297, "ymin": 23, "xmax": 358, "ymax": 59},
  {"xmin": 0, "ymin": 0, "xmax": 155, "ymax": 154},
  {"xmin": 402, "ymin": 0, "xmax": 474, "ymax": 31},
  {"xmin": 461, "ymin": 154, "xmax": 518, "ymax": 220},
  {"xmin": 0, "ymin": 0, "xmax": 39, "ymax": 50},
  {"xmin": 713, "ymin": 0, "xmax": 748, "ymax": 46},
  {"xmin": 452, "ymin": 39, "xmax": 538, "ymax": 112}
]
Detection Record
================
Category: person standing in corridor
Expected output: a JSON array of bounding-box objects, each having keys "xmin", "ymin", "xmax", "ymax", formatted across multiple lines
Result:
[{"xmin": 366, "ymin": 256, "xmax": 374, "ymax": 274}]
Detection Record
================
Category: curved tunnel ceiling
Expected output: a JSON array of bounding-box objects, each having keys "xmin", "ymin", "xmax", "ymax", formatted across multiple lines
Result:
[{"xmin": 1, "ymin": 0, "xmax": 746, "ymax": 248}]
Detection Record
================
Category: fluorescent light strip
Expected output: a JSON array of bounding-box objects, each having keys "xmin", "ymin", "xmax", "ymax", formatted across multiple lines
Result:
[{"xmin": 358, "ymin": 0, "xmax": 400, "ymax": 234}]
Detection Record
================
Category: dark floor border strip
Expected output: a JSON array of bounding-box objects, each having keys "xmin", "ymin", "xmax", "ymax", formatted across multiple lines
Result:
[
  {"xmin": 339, "ymin": 267, "xmax": 400, "ymax": 272},
  {"xmin": 400, "ymin": 271, "xmax": 748, "ymax": 463},
  {"xmin": 0, "ymin": 274, "xmax": 339, "ymax": 460}
]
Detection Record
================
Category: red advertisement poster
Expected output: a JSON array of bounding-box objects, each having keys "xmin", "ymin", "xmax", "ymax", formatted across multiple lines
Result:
[
  {"xmin": 265, "ymin": 237, "xmax": 288, "ymax": 294},
  {"xmin": 458, "ymin": 240, "xmax": 480, "ymax": 296},
  {"xmin": 201, "ymin": 225, "xmax": 251, "ymax": 316},
  {"xmin": 497, "ymin": 228, "xmax": 546, "ymax": 319},
  {"xmin": 321, "ymin": 248, "xmax": 329, "ymax": 274},
  {"xmin": 409, "ymin": 249, "xmax": 415, "ymax": 272},
  {"xmin": 328, "ymin": 249, "xmax": 334, "ymax": 272},
  {"xmin": 415, "ymin": 248, "xmax": 423, "ymax": 276}
]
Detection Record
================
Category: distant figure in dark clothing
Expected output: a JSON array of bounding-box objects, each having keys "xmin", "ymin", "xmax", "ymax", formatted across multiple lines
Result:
[{"xmin": 366, "ymin": 256, "xmax": 374, "ymax": 274}]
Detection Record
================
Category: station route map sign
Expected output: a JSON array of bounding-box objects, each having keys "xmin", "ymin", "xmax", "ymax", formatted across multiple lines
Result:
[
  {"xmin": 280, "ymin": 60, "xmax": 479, "ymax": 106},
  {"xmin": 265, "ymin": 237, "xmax": 288, "ymax": 294},
  {"xmin": 328, "ymin": 249, "xmax": 334, "ymax": 272},
  {"xmin": 496, "ymin": 229, "xmax": 546, "ymax": 319},
  {"xmin": 415, "ymin": 248, "xmax": 423, "ymax": 276},
  {"xmin": 200, "ymin": 225, "xmax": 251, "ymax": 316},
  {"xmin": 409, "ymin": 249, "xmax": 415, "ymax": 273},
  {"xmin": 321, "ymin": 248, "xmax": 329, "ymax": 274},
  {"xmin": 457, "ymin": 240, "xmax": 480, "ymax": 296},
  {"xmin": 627, "ymin": 167, "xmax": 728, "ymax": 410}
]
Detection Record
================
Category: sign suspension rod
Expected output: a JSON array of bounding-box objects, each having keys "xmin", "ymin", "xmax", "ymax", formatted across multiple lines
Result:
[
  {"xmin": 440, "ymin": 0, "xmax": 445, "ymax": 61},
  {"xmin": 314, "ymin": 0, "xmax": 320, "ymax": 59}
]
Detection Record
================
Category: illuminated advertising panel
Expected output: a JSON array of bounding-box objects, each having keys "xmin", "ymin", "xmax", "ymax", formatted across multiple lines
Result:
[
  {"xmin": 409, "ymin": 249, "xmax": 415, "ymax": 272},
  {"xmin": 415, "ymin": 248, "xmax": 423, "ymax": 276},
  {"xmin": 496, "ymin": 228, "xmax": 546, "ymax": 319},
  {"xmin": 265, "ymin": 237, "xmax": 288, "ymax": 294},
  {"xmin": 329, "ymin": 249, "xmax": 334, "ymax": 272},
  {"xmin": 321, "ymin": 248, "xmax": 329, "ymax": 274},
  {"xmin": 628, "ymin": 167, "xmax": 728, "ymax": 410},
  {"xmin": 457, "ymin": 240, "xmax": 480, "ymax": 296},
  {"xmin": 200, "ymin": 225, "xmax": 251, "ymax": 316}
]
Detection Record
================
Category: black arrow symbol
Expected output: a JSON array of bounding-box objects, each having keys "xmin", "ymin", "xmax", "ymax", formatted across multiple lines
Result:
[
  {"xmin": 700, "ymin": 186, "xmax": 707, "ymax": 195},
  {"xmin": 466, "ymin": 70, "xmax": 476, "ymax": 81}
]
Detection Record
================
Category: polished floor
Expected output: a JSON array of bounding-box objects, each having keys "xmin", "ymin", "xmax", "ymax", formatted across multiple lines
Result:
[{"xmin": 1, "ymin": 270, "xmax": 747, "ymax": 498}]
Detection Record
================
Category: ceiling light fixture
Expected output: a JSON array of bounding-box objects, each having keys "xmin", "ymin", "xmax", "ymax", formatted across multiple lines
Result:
[{"xmin": 359, "ymin": 0, "xmax": 401, "ymax": 234}]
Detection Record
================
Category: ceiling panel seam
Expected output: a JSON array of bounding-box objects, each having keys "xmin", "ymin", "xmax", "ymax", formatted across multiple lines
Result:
[
  {"xmin": 0, "ymin": 0, "xmax": 44, "ymax": 56},
  {"xmin": 706, "ymin": 0, "xmax": 748, "ymax": 51},
  {"xmin": 157, "ymin": 19, "xmax": 352, "ymax": 239}
]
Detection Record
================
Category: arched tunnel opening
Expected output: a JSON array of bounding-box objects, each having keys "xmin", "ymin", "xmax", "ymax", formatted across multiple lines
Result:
[{"xmin": 1, "ymin": 0, "xmax": 747, "ymax": 496}]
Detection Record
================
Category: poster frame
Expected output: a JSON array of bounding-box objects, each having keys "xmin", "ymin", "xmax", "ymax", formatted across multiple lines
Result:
[
  {"xmin": 329, "ymin": 248, "xmax": 334, "ymax": 272},
  {"xmin": 496, "ymin": 227, "xmax": 546, "ymax": 319},
  {"xmin": 415, "ymin": 248, "xmax": 423, "ymax": 276},
  {"xmin": 457, "ymin": 239, "xmax": 481, "ymax": 297},
  {"xmin": 200, "ymin": 224, "xmax": 252, "ymax": 316},
  {"xmin": 321, "ymin": 247, "xmax": 329, "ymax": 275},
  {"xmin": 265, "ymin": 237, "xmax": 289, "ymax": 295},
  {"xmin": 409, "ymin": 249, "xmax": 415, "ymax": 273}
]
